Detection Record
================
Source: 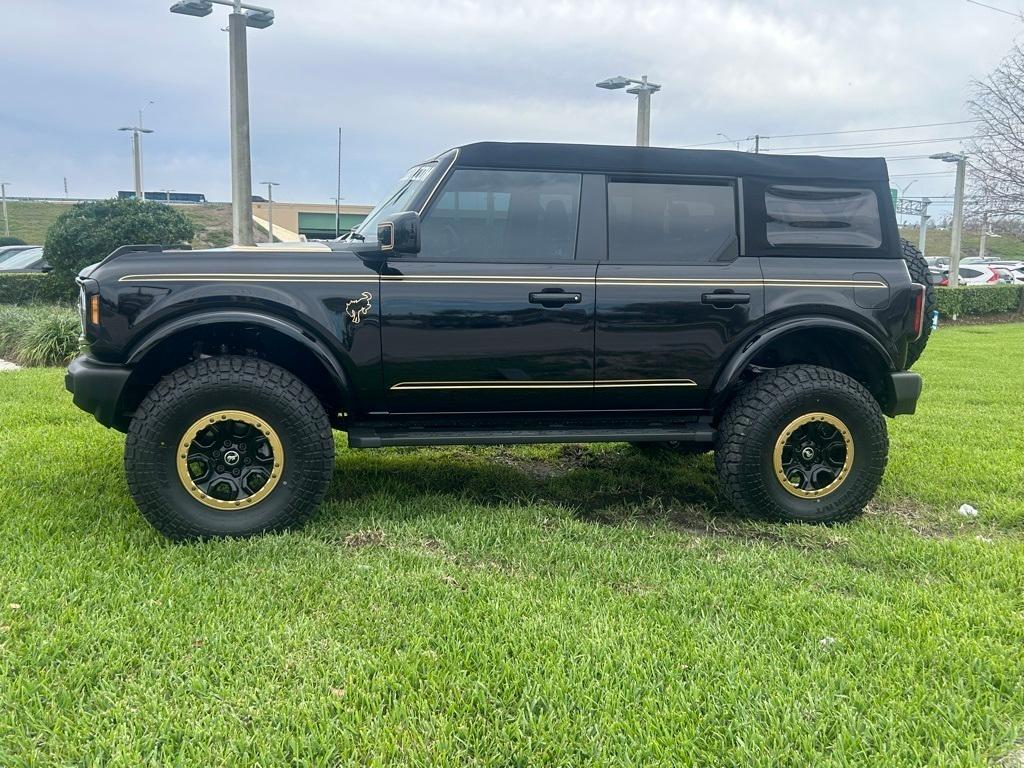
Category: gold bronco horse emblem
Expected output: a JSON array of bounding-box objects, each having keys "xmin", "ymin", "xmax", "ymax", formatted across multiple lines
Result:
[{"xmin": 345, "ymin": 292, "xmax": 373, "ymax": 324}]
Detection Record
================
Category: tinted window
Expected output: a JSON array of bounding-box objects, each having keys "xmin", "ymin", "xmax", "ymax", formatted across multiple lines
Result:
[
  {"xmin": 960, "ymin": 267, "xmax": 983, "ymax": 278},
  {"xmin": 421, "ymin": 169, "xmax": 581, "ymax": 262},
  {"xmin": 765, "ymin": 186, "xmax": 882, "ymax": 248},
  {"xmin": 607, "ymin": 182, "xmax": 738, "ymax": 264}
]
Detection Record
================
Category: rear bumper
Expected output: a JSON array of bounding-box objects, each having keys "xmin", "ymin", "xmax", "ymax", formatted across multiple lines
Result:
[
  {"xmin": 885, "ymin": 371, "xmax": 923, "ymax": 417},
  {"xmin": 65, "ymin": 355, "xmax": 132, "ymax": 430}
]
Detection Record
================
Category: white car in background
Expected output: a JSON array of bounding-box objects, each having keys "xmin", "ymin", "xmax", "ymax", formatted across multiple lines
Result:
[{"xmin": 931, "ymin": 264, "xmax": 1004, "ymax": 286}]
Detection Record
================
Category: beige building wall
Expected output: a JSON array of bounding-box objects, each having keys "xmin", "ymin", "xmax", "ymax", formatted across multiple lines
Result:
[{"xmin": 250, "ymin": 202, "xmax": 374, "ymax": 236}]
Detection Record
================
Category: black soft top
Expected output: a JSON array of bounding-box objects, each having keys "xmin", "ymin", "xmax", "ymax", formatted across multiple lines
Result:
[{"xmin": 452, "ymin": 142, "xmax": 889, "ymax": 183}]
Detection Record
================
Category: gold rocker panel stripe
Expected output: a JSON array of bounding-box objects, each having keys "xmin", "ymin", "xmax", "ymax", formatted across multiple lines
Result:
[
  {"xmin": 120, "ymin": 274, "xmax": 887, "ymax": 289},
  {"xmin": 390, "ymin": 379, "xmax": 698, "ymax": 390}
]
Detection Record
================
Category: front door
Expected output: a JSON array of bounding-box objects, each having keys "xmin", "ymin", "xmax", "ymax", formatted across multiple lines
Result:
[
  {"xmin": 380, "ymin": 168, "xmax": 597, "ymax": 414},
  {"xmin": 594, "ymin": 178, "xmax": 764, "ymax": 411}
]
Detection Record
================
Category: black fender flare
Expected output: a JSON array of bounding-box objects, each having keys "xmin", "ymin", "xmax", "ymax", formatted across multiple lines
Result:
[
  {"xmin": 125, "ymin": 309, "xmax": 351, "ymax": 399},
  {"xmin": 711, "ymin": 316, "xmax": 895, "ymax": 404}
]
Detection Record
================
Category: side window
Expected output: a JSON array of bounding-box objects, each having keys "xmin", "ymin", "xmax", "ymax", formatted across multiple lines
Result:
[
  {"xmin": 420, "ymin": 169, "xmax": 581, "ymax": 262},
  {"xmin": 765, "ymin": 185, "xmax": 882, "ymax": 248},
  {"xmin": 607, "ymin": 182, "xmax": 738, "ymax": 264}
]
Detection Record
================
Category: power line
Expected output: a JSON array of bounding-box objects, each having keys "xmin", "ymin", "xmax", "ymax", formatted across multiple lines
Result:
[
  {"xmin": 966, "ymin": 0, "xmax": 1024, "ymax": 19},
  {"xmin": 679, "ymin": 119, "xmax": 981, "ymax": 148},
  {"xmin": 772, "ymin": 134, "xmax": 984, "ymax": 154}
]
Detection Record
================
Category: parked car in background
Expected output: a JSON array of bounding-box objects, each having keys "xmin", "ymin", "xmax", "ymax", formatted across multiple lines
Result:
[
  {"xmin": 925, "ymin": 256, "xmax": 949, "ymax": 270},
  {"xmin": 932, "ymin": 264, "xmax": 1002, "ymax": 286},
  {"xmin": 0, "ymin": 247, "xmax": 48, "ymax": 272},
  {"xmin": 0, "ymin": 245, "xmax": 41, "ymax": 265}
]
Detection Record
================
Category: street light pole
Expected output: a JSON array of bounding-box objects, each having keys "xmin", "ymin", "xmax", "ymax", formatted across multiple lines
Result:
[
  {"xmin": 596, "ymin": 74, "xmax": 662, "ymax": 147},
  {"xmin": 336, "ymin": 127, "xmax": 342, "ymax": 239},
  {"xmin": 260, "ymin": 181, "xmax": 279, "ymax": 241},
  {"xmin": 931, "ymin": 152, "xmax": 967, "ymax": 284},
  {"xmin": 171, "ymin": 0, "xmax": 275, "ymax": 247},
  {"xmin": 0, "ymin": 182, "xmax": 9, "ymax": 236},
  {"xmin": 118, "ymin": 125, "xmax": 154, "ymax": 201},
  {"xmin": 229, "ymin": 11, "xmax": 255, "ymax": 245},
  {"xmin": 918, "ymin": 198, "xmax": 930, "ymax": 256}
]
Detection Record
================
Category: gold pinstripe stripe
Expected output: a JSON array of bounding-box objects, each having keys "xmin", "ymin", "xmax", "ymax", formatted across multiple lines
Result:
[
  {"xmin": 390, "ymin": 379, "xmax": 697, "ymax": 391},
  {"xmin": 118, "ymin": 274, "xmax": 887, "ymax": 289}
]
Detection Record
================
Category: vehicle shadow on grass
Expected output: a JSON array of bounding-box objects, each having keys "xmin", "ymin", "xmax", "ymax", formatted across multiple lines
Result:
[{"xmin": 327, "ymin": 443, "xmax": 743, "ymax": 532}]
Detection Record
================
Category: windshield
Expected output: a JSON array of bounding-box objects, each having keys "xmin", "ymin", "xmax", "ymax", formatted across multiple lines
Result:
[
  {"xmin": 349, "ymin": 162, "xmax": 437, "ymax": 239},
  {"xmin": 0, "ymin": 248, "xmax": 43, "ymax": 270}
]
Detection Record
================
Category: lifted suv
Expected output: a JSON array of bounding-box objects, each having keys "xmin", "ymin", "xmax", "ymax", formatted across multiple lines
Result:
[{"xmin": 66, "ymin": 142, "xmax": 930, "ymax": 539}]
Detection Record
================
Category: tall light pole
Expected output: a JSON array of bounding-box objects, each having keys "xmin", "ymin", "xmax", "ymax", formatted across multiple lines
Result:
[
  {"xmin": 260, "ymin": 181, "xmax": 279, "ymax": 241},
  {"xmin": 162, "ymin": 189, "xmax": 175, "ymax": 205},
  {"xmin": 596, "ymin": 74, "xmax": 662, "ymax": 147},
  {"xmin": 336, "ymin": 127, "xmax": 343, "ymax": 239},
  {"xmin": 931, "ymin": 152, "xmax": 967, "ymax": 284},
  {"xmin": 171, "ymin": 0, "xmax": 275, "ymax": 247},
  {"xmin": 0, "ymin": 182, "xmax": 9, "ymax": 236},
  {"xmin": 118, "ymin": 124, "xmax": 154, "ymax": 201},
  {"xmin": 918, "ymin": 198, "xmax": 931, "ymax": 256}
]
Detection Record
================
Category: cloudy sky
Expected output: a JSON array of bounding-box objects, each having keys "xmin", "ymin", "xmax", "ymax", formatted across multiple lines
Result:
[{"xmin": 2, "ymin": 0, "xmax": 1021, "ymax": 217}]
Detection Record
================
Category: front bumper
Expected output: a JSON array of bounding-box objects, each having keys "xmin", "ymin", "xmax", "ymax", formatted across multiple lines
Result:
[
  {"xmin": 885, "ymin": 371, "xmax": 923, "ymax": 417},
  {"xmin": 65, "ymin": 355, "xmax": 132, "ymax": 430}
]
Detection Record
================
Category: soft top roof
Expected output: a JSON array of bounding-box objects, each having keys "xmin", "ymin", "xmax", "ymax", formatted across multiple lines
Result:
[{"xmin": 451, "ymin": 142, "xmax": 889, "ymax": 183}]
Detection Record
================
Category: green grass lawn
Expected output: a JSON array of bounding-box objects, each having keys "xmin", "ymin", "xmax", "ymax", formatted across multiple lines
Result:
[{"xmin": 1, "ymin": 325, "xmax": 1023, "ymax": 766}]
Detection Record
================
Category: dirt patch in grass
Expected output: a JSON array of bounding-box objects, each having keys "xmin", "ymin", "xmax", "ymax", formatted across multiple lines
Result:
[{"xmin": 343, "ymin": 529, "xmax": 386, "ymax": 548}]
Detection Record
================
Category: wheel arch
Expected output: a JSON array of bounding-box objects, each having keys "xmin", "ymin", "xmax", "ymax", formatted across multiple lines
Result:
[
  {"xmin": 712, "ymin": 317, "xmax": 898, "ymax": 416},
  {"xmin": 116, "ymin": 310, "xmax": 351, "ymax": 430}
]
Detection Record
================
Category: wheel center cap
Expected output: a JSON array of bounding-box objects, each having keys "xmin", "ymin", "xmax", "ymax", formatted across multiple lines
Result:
[
  {"xmin": 224, "ymin": 450, "xmax": 241, "ymax": 466},
  {"xmin": 801, "ymin": 447, "xmax": 815, "ymax": 461}
]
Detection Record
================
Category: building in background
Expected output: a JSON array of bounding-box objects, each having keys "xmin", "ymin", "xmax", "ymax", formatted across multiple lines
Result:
[
  {"xmin": 118, "ymin": 191, "xmax": 208, "ymax": 203},
  {"xmin": 251, "ymin": 201, "xmax": 372, "ymax": 240}
]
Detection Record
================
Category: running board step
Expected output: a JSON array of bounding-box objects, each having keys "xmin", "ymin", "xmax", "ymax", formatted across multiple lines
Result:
[{"xmin": 346, "ymin": 425, "xmax": 715, "ymax": 448}]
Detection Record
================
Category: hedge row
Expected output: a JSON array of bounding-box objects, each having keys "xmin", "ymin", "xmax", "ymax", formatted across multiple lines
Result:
[
  {"xmin": 0, "ymin": 272, "xmax": 75, "ymax": 305},
  {"xmin": 935, "ymin": 285, "xmax": 1024, "ymax": 318},
  {"xmin": 0, "ymin": 305, "xmax": 81, "ymax": 366}
]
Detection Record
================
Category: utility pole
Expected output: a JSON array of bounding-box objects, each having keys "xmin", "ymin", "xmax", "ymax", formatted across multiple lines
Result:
[
  {"xmin": 979, "ymin": 212, "xmax": 989, "ymax": 260},
  {"xmin": 336, "ymin": 127, "xmax": 342, "ymax": 238},
  {"xmin": 162, "ymin": 189, "xmax": 175, "ymax": 205},
  {"xmin": 918, "ymin": 198, "xmax": 930, "ymax": 256},
  {"xmin": 260, "ymin": 181, "xmax": 279, "ymax": 241},
  {"xmin": 754, "ymin": 134, "xmax": 760, "ymax": 153},
  {"xmin": 63, "ymin": 177, "xmax": 69, "ymax": 199},
  {"xmin": 0, "ymin": 182, "xmax": 9, "ymax": 236}
]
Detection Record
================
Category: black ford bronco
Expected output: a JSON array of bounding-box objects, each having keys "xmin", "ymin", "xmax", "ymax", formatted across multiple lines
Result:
[{"xmin": 66, "ymin": 142, "xmax": 931, "ymax": 539}]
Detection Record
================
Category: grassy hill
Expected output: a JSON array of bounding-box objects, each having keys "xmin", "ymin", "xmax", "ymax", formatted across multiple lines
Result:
[
  {"xmin": 900, "ymin": 225, "xmax": 1024, "ymax": 261},
  {"xmin": 3, "ymin": 200, "xmax": 235, "ymax": 249}
]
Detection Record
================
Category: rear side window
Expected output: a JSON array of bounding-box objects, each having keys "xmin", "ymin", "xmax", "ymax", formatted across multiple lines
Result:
[
  {"xmin": 608, "ymin": 181, "xmax": 738, "ymax": 264},
  {"xmin": 421, "ymin": 169, "xmax": 581, "ymax": 262},
  {"xmin": 765, "ymin": 185, "xmax": 882, "ymax": 248}
]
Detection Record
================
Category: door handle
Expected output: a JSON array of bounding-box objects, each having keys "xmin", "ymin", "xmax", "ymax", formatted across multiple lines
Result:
[
  {"xmin": 701, "ymin": 291, "xmax": 750, "ymax": 307},
  {"xmin": 529, "ymin": 291, "xmax": 582, "ymax": 307}
]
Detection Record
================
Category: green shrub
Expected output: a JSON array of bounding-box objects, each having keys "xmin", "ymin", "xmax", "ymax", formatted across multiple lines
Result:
[
  {"xmin": 0, "ymin": 304, "xmax": 80, "ymax": 366},
  {"xmin": 935, "ymin": 285, "xmax": 1023, "ymax": 317},
  {"xmin": 44, "ymin": 198, "xmax": 195, "ymax": 286},
  {"xmin": 0, "ymin": 272, "xmax": 74, "ymax": 304},
  {"xmin": 0, "ymin": 236, "xmax": 26, "ymax": 247}
]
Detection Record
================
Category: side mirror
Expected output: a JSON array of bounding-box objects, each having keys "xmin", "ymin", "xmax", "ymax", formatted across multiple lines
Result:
[{"xmin": 378, "ymin": 211, "xmax": 420, "ymax": 255}]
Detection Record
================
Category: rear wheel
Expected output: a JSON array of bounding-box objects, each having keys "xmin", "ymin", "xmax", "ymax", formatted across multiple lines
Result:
[
  {"xmin": 714, "ymin": 365, "xmax": 888, "ymax": 523},
  {"xmin": 901, "ymin": 238, "xmax": 935, "ymax": 367},
  {"xmin": 124, "ymin": 356, "xmax": 335, "ymax": 540}
]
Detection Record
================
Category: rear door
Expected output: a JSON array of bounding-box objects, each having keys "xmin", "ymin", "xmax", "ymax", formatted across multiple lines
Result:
[
  {"xmin": 379, "ymin": 168, "xmax": 597, "ymax": 414},
  {"xmin": 594, "ymin": 177, "xmax": 764, "ymax": 411}
]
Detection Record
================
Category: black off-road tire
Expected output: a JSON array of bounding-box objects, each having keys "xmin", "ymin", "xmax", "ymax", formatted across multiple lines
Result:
[
  {"xmin": 714, "ymin": 365, "xmax": 888, "ymax": 524},
  {"xmin": 901, "ymin": 238, "xmax": 934, "ymax": 368},
  {"xmin": 124, "ymin": 356, "xmax": 335, "ymax": 540},
  {"xmin": 631, "ymin": 441, "xmax": 710, "ymax": 456}
]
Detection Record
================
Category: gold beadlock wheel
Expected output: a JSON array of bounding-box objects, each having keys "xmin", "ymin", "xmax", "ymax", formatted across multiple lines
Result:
[
  {"xmin": 175, "ymin": 410, "xmax": 284, "ymax": 510},
  {"xmin": 772, "ymin": 412, "xmax": 854, "ymax": 499}
]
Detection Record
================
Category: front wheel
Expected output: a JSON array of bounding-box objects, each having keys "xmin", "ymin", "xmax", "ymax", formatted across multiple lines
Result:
[
  {"xmin": 714, "ymin": 365, "xmax": 888, "ymax": 524},
  {"xmin": 124, "ymin": 356, "xmax": 335, "ymax": 540}
]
